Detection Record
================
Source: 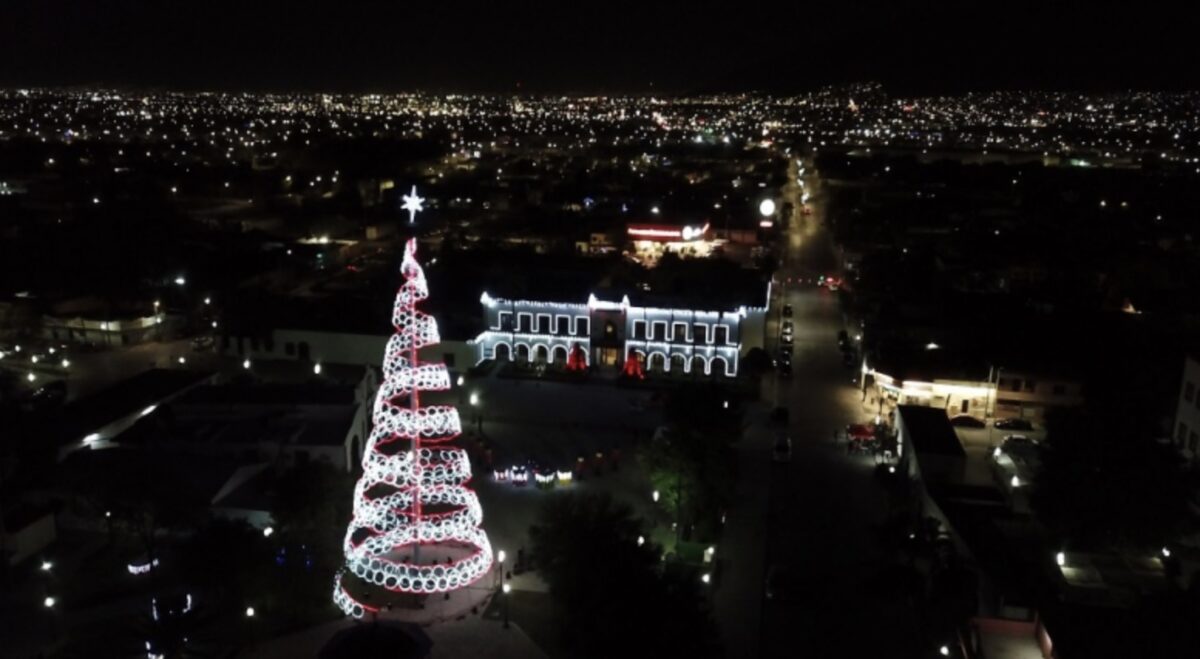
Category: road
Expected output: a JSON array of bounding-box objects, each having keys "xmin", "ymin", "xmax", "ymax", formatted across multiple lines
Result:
[{"xmin": 753, "ymin": 158, "xmax": 921, "ymax": 657}]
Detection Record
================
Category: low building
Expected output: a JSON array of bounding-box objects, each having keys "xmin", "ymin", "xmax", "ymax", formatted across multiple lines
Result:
[
  {"xmin": 41, "ymin": 296, "xmax": 174, "ymax": 346},
  {"xmin": 1172, "ymin": 354, "xmax": 1200, "ymax": 461}
]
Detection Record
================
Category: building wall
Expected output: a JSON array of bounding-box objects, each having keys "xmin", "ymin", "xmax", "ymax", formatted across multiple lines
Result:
[
  {"xmin": 43, "ymin": 313, "xmax": 173, "ymax": 347},
  {"xmin": 220, "ymin": 328, "xmax": 472, "ymax": 375},
  {"xmin": 471, "ymin": 292, "xmax": 766, "ymax": 377},
  {"xmin": 1173, "ymin": 355, "xmax": 1200, "ymax": 461},
  {"xmin": 994, "ymin": 370, "xmax": 1085, "ymax": 421}
]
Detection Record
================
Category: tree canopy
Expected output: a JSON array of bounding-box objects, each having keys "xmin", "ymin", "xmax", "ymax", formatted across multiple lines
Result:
[{"xmin": 528, "ymin": 492, "xmax": 721, "ymax": 659}]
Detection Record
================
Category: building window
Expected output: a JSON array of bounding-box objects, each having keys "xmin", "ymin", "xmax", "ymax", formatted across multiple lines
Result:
[
  {"xmin": 498, "ymin": 311, "xmax": 514, "ymax": 331},
  {"xmin": 285, "ymin": 342, "xmax": 295, "ymax": 356},
  {"xmin": 693, "ymin": 323, "xmax": 708, "ymax": 344},
  {"xmin": 997, "ymin": 377, "xmax": 1009, "ymax": 389},
  {"xmin": 250, "ymin": 337, "xmax": 261, "ymax": 351},
  {"xmin": 714, "ymin": 325, "xmax": 729, "ymax": 345},
  {"xmin": 672, "ymin": 322, "xmax": 688, "ymax": 342},
  {"xmin": 536, "ymin": 313, "xmax": 552, "ymax": 333},
  {"xmin": 652, "ymin": 321, "xmax": 668, "ymax": 341},
  {"xmin": 576, "ymin": 317, "xmax": 589, "ymax": 336},
  {"xmin": 1023, "ymin": 380, "xmax": 1036, "ymax": 393},
  {"xmin": 556, "ymin": 315, "xmax": 571, "ymax": 335},
  {"xmin": 1010, "ymin": 379, "xmax": 1021, "ymax": 392},
  {"xmin": 632, "ymin": 320, "xmax": 647, "ymax": 340},
  {"xmin": 1186, "ymin": 381, "xmax": 1196, "ymax": 403},
  {"xmin": 517, "ymin": 313, "xmax": 533, "ymax": 333}
]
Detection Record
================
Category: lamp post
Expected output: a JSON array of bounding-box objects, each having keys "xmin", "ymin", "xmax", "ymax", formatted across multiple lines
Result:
[
  {"xmin": 502, "ymin": 583, "xmax": 511, "ymax": 629},
  {"xmin": 496, "ymin": 549, "xmax": 506, "ymax": 589},
  {"xmin": 470, "ymin": 392, "xmax": 482, "ymax": 433}
]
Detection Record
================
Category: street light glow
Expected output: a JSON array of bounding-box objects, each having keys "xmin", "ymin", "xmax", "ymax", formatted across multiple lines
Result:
[
  {"xmin": 759, "ymin": 199, "xmax": 776, "ymax": 216},
  {"xmin": 44, "ymin": 596, "xmax": 56, "ymax": 608},
  {"xmin": 245, "ymin": 606, "xmax": 255, "ymax": 617}
]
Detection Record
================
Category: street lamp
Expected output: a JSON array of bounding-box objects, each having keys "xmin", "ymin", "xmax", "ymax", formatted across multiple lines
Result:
[
  {"xmin": 939, "ymin": 646, "xmax": 950, "ymax": 657},
  {"xmin": 502, "ymin": 583, "xmax": 512, "ymax": 629},
  {"xmin": 496, "ymin": 549, "xmax": 506, "ymax": 588},
  {"xmin": 652, "ymin": 490, "xmax": 660, "ymax": 503},
  {"xmin": 637, "ymin": 535, "xmax": 645, "ymax": 547},
  {"xmin": 243, "ymin": 359, "xmax": 251, "ymax": 370},
  {"xmin": 40, "ymin": 561, "xmax": 53, "ymax": 572},
  {"xmin": 1056, "ymin": 551, "xmax": 1065, "ymax": 567},
  {"xmin": 245, "ymin": 606, "xmax": 255, "ymax": 618},
  {"xmin": 44, "ymin": 596, "xmax": 56, "ymax": 608},
  {"xmin": 313, "ymin": 363, "xmax": 322, "ymax": 375},
  {"xmin": 759, "ymin": 199, "xmax": 776, "ymax": 217}
]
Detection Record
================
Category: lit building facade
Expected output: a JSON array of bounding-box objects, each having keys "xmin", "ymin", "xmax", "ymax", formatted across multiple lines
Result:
[{"xmin": 472, "ymin": 290, "xmax": 767, "ymax": 377}]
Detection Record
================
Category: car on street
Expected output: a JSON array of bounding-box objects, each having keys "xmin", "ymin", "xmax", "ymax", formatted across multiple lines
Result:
[
  {"xmin": 1002, "ymin": 434, "xmax": 1039, "ymax": 449},
  {"xmin": 994, "ymin": 417, "xmax": 1034, "ymax": 431},
  {"xmin": 191, "ymin": 336, "xmax": 215, "ymax": 351},
  {"xmin": 782, "ymin": 304, "xmax": 793, "ymax": 318},
  {"xmin": 949, "ymin": 414, "xmax": 986, "ymax": 428},
  {"xmin": 772, "ymin": 435, "xmax": 792, "ymax": 462}
]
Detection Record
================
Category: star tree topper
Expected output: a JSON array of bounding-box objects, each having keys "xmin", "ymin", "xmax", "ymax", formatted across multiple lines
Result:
[{"xmin": 402, "ymin": 185, "xmax": 425, "ymax": 224}]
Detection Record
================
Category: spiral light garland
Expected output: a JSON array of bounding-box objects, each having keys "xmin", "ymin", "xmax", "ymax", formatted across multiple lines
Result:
[{"xmin": 333, "ymin": 239, "xmax": 492, "ymax": 618}]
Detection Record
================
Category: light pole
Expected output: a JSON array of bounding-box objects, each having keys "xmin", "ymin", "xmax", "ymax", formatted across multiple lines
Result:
[
  {"xmin": 502, "ymin": 583, "xmax": 511, "ymax": 629},
  {"xmin": 495, "ymin": 549, "xmax": 506, "ymax": 589},
  {"xmin": 470, "ymin": 392, "xmax": 482, "ymax": 433}
]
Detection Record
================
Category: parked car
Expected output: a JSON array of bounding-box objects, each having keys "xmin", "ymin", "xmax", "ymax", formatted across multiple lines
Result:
[
  {"xmin": 773, "ymin": 435, "xmax": 792, "ymax": 462},
  {"xmin": 1002, "ymin": 434, "xmax": 1039, "ymax": 448},
  {"xmin": 191, "ymin": 336, "xmax": 215, "ymax": 351},
  {"xmin": 949, "ymin": 414, "xmax": 986, "ymax": 428},
  {"xmin": 994, "ymin": 417, "xmax": 1034, "ymax": 431},
  {"xmin": 782, "ymin": 304, "xmax": 793, "ymax": 318}
]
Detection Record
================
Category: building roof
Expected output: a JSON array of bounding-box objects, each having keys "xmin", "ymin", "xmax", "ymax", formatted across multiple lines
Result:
[
  {"xmin": 898, "ymin": 405, "xmax": 965, "ymax": 457},
  {"xmin": 45, "ymin": 368, "xmax": 215, "ymax": 447}
]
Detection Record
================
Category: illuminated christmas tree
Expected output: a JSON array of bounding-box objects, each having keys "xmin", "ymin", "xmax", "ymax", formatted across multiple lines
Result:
[{"xmin": 333, "ymin": 239, "xmax": 492, "ymax": 617}]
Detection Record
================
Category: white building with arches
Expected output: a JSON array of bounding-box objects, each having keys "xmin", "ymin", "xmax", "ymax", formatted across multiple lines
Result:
[{"xmin": 471, "ymin": 283, "xmax": 768, "ymax": 378}]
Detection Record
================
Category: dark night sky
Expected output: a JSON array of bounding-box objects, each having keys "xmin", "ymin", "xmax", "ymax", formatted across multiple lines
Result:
[{"xmin": 2, "ymin": 0, "xmax": 1196, "ymax": 93}]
